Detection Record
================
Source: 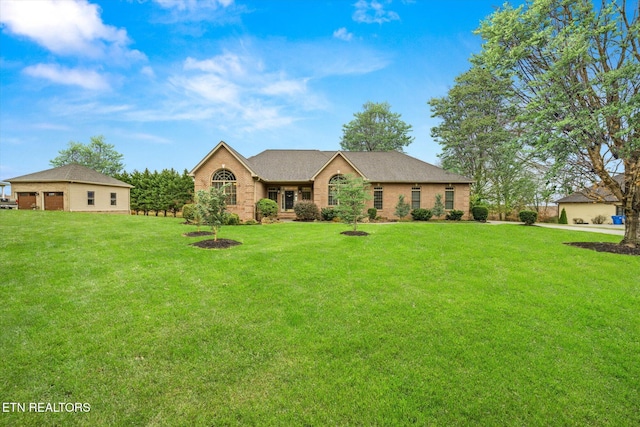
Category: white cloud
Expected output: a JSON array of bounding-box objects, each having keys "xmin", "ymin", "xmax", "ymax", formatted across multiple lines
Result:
[
  {"xmin": 23, "ymin": 64, "xmax": 110, "ymax": 90},
  {"xmin": 0, "ymin": 0, "xmax": 145, "ymax": 62},
  {"xmin": 353, "ymin": 0, "xmax": 400, "ymax": 24},
  {"xmin": 153, "ymin": 0, "xmax": 234, "ymax": 11},
  {"xmin": 333, "ymin": 27, "xmax": 353, "ymax": 41}
]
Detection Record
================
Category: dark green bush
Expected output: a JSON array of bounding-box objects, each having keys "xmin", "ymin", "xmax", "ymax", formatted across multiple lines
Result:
[
  {"xmin": 559, "ymin": 208, "xmax": 568, "ymax": 224},
  {"xmin": 471, "ymin": 206, "xmax": 489, "ymax": 222},
  {"xmin": 256, "ymin": 198, "xmax": 278, "ymax": 219},
  {"xmin": 411, "ymin": 208, "xmax": 433, "ymax": 221},
  {"xmin": 225, "ymin": 212, "xmax": 240, "ymax": 225},
  {"xmin": 446, "ymin": 210, "xmax": 464, "ymax": 221},
  {"xmin": 367, "ymin": 208, "xmax": 377, "ymax": 220},
  {"xmin": 446, "ymin": 209, "xmax": 464, "ymax": 221},
  {"xmin": 519, "ymin": 210, "xmax": 538, "ymax": 225},
  {"xmin": 182, "ymin": 204, "xmax": 195, "ymax": 222},
  {"xmin": 321, "ymin": 207, "xmax": 338, "ymax": 221},
  {"xmin": 294, "ymin": 201, "xmax": 320, "ymax": 221}
]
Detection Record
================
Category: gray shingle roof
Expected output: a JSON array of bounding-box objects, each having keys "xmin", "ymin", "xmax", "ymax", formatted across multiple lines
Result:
[
  {"xmin": 555, "ymin": 175, "xmax": 623, "ymax": 203},
  {"xmin": 6, "ymin": 164, "xmax": 133, "ymax": 188},
  {"xmin": 191, "ymin": 141, "xmax": 473, "ymax": 183},
  {"xmin": 247, "ymin": 150, "xmax": 333, "ymax": 181},
  {"xmin": 245, "ymin": 149, "xmax": 472, "ymax": 183}
]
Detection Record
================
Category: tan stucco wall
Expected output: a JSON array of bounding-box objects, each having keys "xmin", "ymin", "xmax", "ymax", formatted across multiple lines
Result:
[
  {"xmin": 558, "ymin": 202, "xmax": 618, "ymax": 224},
  {"xmin": 69, "ymin": 183, "xmax": 130, "ymax": 213},
  {"xmin": 10, "ymin": 182, "xmax": 130, "ymax": 213},
  {"xmin": 192, "ymin": 145, "xmax": 257, "ymax": 220}
]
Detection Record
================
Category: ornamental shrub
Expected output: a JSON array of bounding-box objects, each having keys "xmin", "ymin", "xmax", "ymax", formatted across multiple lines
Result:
[
  {"xmin": 367, "ymin": 208, "xmax": 377, "ymax": 220},
  {"xmin": 559, "ymin": 208, "xmax": 568, "ymax": 224},
  {"xmin": 471, "ymin": 206, "xmax": 489, "ymax": 222},
  {"xmin": 256, "ymin": 198, "xmax": 278, "ymax": 219},
  {"xmin": 225, "ymin": 213, "xmax": 240, "ymax": 225},
  {"xmin": 592, "ymin": 214, "xmax": 607, "ymax": 225},
  {"xmin": 294, "ymin": 201, "xmax": 320, "ymax": 221},
  {"xmin": 394, "ymin": 194, "xmax": 411, "ymax": 219},
  {"xmin": 446, "ymin": 210, "xmax": 464, "ymax": 221},
  {"xmin": 321, "ymin": 207, "xmax": 338, "ymax": 221},
  {"xmin": 182, "ymin": 203, "xmax": 195, "ymax": 222},
  {"xmin": 411, "ymin": 208, "xmax": 433, "ymax": 221},
  {"xmin": 519, "ymin": 210, "xmax": 538, "ymax": 225}
]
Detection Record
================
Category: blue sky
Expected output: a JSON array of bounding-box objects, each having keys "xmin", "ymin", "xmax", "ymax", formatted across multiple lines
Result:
[{"xmin": 1, "ymin": 0, "xmax": 520, "ymax": 188}]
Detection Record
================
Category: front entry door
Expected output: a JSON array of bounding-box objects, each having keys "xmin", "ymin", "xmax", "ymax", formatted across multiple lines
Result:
[{"xmin": 284, "ymin": 191, "xmax": 295, "ymax": 210}]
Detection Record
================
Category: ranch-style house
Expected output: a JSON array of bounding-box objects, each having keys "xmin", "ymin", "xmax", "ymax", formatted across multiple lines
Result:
[{"xmin": 190, "ymin": 141, "xmax": 473, "ymax": 221}]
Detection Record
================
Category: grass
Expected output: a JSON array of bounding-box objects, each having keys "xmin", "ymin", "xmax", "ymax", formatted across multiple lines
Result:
[{"xmin": 1, "ymin": 210, "xmax": 639, "ymax": 426}]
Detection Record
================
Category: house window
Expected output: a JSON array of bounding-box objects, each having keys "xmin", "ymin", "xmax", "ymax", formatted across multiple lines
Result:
[
  {"xmin": 328, "ymin": 174, "xmax": 345, "ymax": 206},
  {"xmin": 268, "ymin": 187, "xmax": 278, "ymax": 202},
  {"xmin": 411, "ymin": 187, "xmax": 421, "ymax": 209},
  {"xmin": 301, "ymin": 187, "xmax": 312, "ymax": 201},
  {"xmin": 87, "ymin": 191, "xmax": 95, "ymax": 206},
  {"xmin": 373, "ymin": 187, "xmax": 383, "ymax": 210},
  {"xmin": 212, "ymin": 169, "xmax": 237, "ymax": 205},
  {"xmin": 445, "ymin": 187, "xmax": 454, "ymax": 210},
  {"xmin": 110, "ymin": 193, "xmax": 117, "ymax": 206},
  {"xmin": 616, "ymin": 206, "xmax": 625, "ymax": 216}
]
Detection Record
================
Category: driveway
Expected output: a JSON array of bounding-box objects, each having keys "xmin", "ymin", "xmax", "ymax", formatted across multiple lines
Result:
[{"xmin": 487, "ymin": 221, "xmax": 625, "ymax": 236}]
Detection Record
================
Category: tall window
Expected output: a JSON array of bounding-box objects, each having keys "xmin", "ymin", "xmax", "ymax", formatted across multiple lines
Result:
[
  {"xmin": 87, "ymin": 191, "xmax": 95, "ymax": 206},
  {"xmin": 268, "ymin": 187, "xmax": 278, "ymax": 202},
  {"xmin": 373, "ymin": 187, "xmax": 383, "ymax": 210},
  {"xmin": 212, "ymin": 169, "xmax": 237, "ymax": 205},
  {"xmin": 445, "ymin": 187, "xmax": 454, "ymax": 210},
  {"xmin": 110, "ymin": 192, "xmax": 117, "ymax": 206},
  {"xmin": 411, "ymin": 187, "xmax": 421, "ymax": 209},
  {"xmin": 328, "ymin": 175, "xmax": 345, "ymax": 206}
]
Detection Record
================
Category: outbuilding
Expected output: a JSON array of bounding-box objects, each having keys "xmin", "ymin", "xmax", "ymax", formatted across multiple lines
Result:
[{"xmin": 5, "ymin": 164, "xmax": 132, "ymax": 214}]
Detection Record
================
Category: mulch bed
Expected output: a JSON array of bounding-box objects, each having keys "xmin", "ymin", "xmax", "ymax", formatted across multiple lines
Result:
[
  {"xmin": 341, "ymin": 231, "xmax": 370, "ymax": 236},
  {"xmin": 564, "ymin": 242, "xmax": 640, "ymax": 256},
  {"xmin": 190, "ymin": 239, "xmax": 242, "ymax": 249},
  {"xmin": 183, "ymin": 231, "xmax": 213, "ymax": 237}
]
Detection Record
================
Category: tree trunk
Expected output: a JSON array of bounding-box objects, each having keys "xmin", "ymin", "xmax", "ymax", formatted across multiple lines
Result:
[{"xmin": 622, "ymin": 208, "xmax": 639, "ymax": 248}]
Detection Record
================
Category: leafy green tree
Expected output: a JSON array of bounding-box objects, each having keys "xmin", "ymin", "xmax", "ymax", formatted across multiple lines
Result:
[
  {"xmin": 333, "ymin": 174, "xmax": 372, "ymax": 231},
  {"xmin": 474, "ymin": 0, "xmax": 639, "ymax": 246},
  {"xmin": 195, "ymin": 185, "xmax": 229, "ymax": 241},
  {"xmin": 340, "ymin": 101, "xmax": 414, "ymax": 152},
  {"xmin": 429, "ymin": 66, "xmax": 539, "ymax": 219},
  {"xmin": 394, "ymin": 194, "xmax": 411, "ymax": 219},
  {"xmin": 50, "ymin": 135, "xmax": 124, "ymax": 176}
]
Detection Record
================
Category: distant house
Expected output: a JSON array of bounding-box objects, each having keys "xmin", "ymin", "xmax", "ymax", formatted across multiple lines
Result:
[
  {"xmin": 190, "ymin": 141, "xmax": 473, "ymax": 221},
  {"xmin": 5, "ymin": 164, "xmax": 132, "ymax": 213},
  {"xmin": 555, "ymin": 175, "xmax": 624, "ymax": 224}
]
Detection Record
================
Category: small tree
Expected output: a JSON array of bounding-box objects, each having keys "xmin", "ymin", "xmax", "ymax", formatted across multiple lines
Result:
[
  {"xmin": 394, "ymin": 194, "xmax": 411, "ymax": 219},
  {"xmin": 333, "ymin": 174, "xmax": 372, "ymax": 231},
  {"xmin": 195, "ymin": 185, "xmax": 229, "ymax": 241},
  {"xmin": 432, "ymin": 193, "xmax": 445, "ymax": 218}
]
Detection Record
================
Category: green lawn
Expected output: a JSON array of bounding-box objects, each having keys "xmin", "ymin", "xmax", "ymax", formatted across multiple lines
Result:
[{"xmin": 1, "ymin": 211, "xmax": 639, "ymax": 426}]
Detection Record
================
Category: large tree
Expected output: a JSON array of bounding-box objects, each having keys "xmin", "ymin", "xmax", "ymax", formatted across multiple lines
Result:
[
  {"xmin": 429, "ymin": 66, "xmax": 540, "ymax": 218},
  {"xmin": 475, "ymin": 0, "xmax": 639, "ymax": 246},
  {"xmin": 50, "ymin": 135, "xmax": 124, "ymax": 176},
  {"xmin": 340, "ymin": 101, "xmax": 414, "ymax": 152}
]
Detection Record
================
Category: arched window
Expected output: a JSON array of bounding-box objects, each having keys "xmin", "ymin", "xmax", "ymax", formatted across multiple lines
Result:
[
  {"xmin": 212, "ymin": 169, "xmax": 237, "ymax": 205},
  {"xmin": 328, "ymin": 174, "xmax": 345, "ymax": 206}
]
